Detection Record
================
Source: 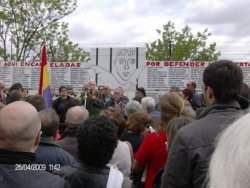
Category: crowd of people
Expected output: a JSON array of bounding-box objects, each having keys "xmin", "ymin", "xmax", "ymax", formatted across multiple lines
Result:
[{"xmin": 0, "ymin": 59, "xmax": 250, "ymax": 188}]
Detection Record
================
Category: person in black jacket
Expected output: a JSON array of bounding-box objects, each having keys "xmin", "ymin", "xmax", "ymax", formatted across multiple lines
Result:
[
  {"xmin": 35, "ymin": 108, "xmax": 79, "ymax": 171},
  {"xmin": 58, "ymin": 116, "xmax": 131, "ymax": 188},
  {"xmin": 237, "ymin": 82, "xmax": 250, "ymax": 110},
  {"xmin": 53, "ymin": 85, "xmax": 79, "ymax": 133},
  {"xmin": 0, "ymin": 101, "xmax": 69, "ymax": 188},
  {"xmin": 161, "ymin": 60, "xmax": 243, "ymax": 188},
  {"xmin": 186, "ymin": 81, "xmax": 203, "ymax": 110},
  {"xmin": 57, "ymin": 106, "xmax": 89, "ymax": 160}
]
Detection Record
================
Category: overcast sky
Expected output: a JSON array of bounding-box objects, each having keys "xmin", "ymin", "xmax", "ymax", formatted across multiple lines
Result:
[{"xmin": 64, "ymin": 0, "xmax": 250, "ymax": 60}]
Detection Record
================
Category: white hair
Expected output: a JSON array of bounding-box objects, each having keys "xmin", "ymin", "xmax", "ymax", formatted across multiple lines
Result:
[
  {"xmin": 125, "ymin": 100, "xmax": 143, "ymax": 117},
  {"xmin": 141, "ymin": 97, "xmax": 156, "ymax": 113},
  {"xmin": 209, "ymin": 112, "xmax": 250, "ymax": 188},
  {"xmin": 65, "ymin": 106, "xmax": 89, "ymax": 126}
]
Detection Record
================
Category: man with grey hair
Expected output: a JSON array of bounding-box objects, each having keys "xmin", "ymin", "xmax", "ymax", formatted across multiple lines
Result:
[
  {"xmin": 125, "ymin": 100, "xmax": 143, "ymax": 118},
  {"xmin": 77, "ymin": 81, "xmax": 104, "ymax": 117},
  {"xmin": 141, "ymin": 97, "xmax": 156, "ymax": 113},
  {"xmin": 141, "ymin": 97, "xmax": 160, "ymax": 130},
  {"xmin": 58, "ymin": 106, "xmax": 89, "ymax": 159},
  {"xmin": 100, "ymin": 85, "xmax": 113, "ymax": 108},
  {"xmin": 110, "ymin": 87, "xmax": 129, "ymax": 111},
  {"xmin": 65, "ymin": 106, "xmax": 89, "ymax": 125},
  {"xmin": 0, "ymin": 101, "xmax": 69, "ymax": 188}
]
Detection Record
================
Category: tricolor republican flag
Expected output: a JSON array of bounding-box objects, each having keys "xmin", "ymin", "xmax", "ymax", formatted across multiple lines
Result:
[{"xmin": 38, "ymin": 46, "xmax": 52, "ymax": 107}]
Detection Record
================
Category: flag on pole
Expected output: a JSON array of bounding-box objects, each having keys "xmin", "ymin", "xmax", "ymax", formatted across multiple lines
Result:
[{"xmin": 39, "ymin": 45, "xmax": 52, "ymax": 107}]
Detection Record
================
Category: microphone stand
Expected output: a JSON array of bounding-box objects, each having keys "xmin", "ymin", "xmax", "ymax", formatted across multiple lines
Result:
[{"xmin": 84, "ymin": 91, "xmax": 88, "ymax": 108}]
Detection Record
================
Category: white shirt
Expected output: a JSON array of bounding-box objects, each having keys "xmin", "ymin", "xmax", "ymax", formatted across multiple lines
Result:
[{"xmin": 109, "ymin": 140, "xmax": 132, "ymax": 177}]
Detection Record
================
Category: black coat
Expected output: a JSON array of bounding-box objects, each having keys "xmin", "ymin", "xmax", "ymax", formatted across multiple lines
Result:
[
  {"xmin": 35, "ymin": 137, "xmax": 79, "ymax": 171},
  {"xmin": 161, "ymin": 102, "xmax": 242, "ymax": 188},
  {"xmin": 66, "ymin": 165, "xmax": 110, "ymax": 188},
  {"xmin": 57, "ymin": 127, "xmax": 78, "ymax": 160},
  {"xmin": 77, "ymin": 91, "xmax": 104, "ymax": 117},
  {"xmin": 55, "ymin": 165, "xmax": 131, "ymax": 188},
  {"xmin": 120, "ymin": 131, "xmax": 143, "ymax": 153},
  {"xmin": 52, "ymin": 96, "xmax": 78, "ymax": 123},
  {"xmin": 0, "ymin": 149, "xmax": 70, "ymax": 188}
]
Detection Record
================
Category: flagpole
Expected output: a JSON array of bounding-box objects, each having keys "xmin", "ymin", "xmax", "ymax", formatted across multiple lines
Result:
[{"xmin": 39, "ymin": 45, "xmax": 46, "ymax": 95}]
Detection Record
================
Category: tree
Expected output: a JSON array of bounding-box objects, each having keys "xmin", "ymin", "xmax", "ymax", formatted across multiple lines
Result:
[
  {"xmin": 0, "ymin": 47, "xmax": 5, "ymax": 59},
  {"xmin": 46, "ymin": 23, "xmax": 90, "ymax": 62},
  {"xmin": 0, "ymin": 9, "xmax": 11, "ymax": 60},
  {"xmin": 146, "ymin": 21, "xmax": 220, "ymax": 61},
  {"xmin": 0, "ymin": 0, "xmax": 89, "ymax": 62}
]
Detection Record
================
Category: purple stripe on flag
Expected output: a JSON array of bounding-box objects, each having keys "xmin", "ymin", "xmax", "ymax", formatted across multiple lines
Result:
[{"xmin": 43, "ymin": 87, "xmax": 52, "ymax": 108}]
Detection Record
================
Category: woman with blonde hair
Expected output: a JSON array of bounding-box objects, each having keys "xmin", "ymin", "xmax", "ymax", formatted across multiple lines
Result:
[{"xmin": 132, "ymin": 92, "xmax": 184, "ymax": 188}]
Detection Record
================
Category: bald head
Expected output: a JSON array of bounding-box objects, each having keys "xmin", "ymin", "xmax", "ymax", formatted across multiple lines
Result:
[
  {"xmin": 0, "ymin": 101, "xmax": 41, "ymax": 152},
  {"xmin": 65, "ymin": 106, "xmax": 89, "ymax": 127},
  {"xmin": 88, "ymin": 81, "xmax": 96, "ymax": 86}
]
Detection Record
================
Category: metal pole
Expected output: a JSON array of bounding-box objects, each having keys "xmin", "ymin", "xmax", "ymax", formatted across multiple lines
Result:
[{"xmin": 84, "ymin": 92, "xmax": 87, "ymax": 108}]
